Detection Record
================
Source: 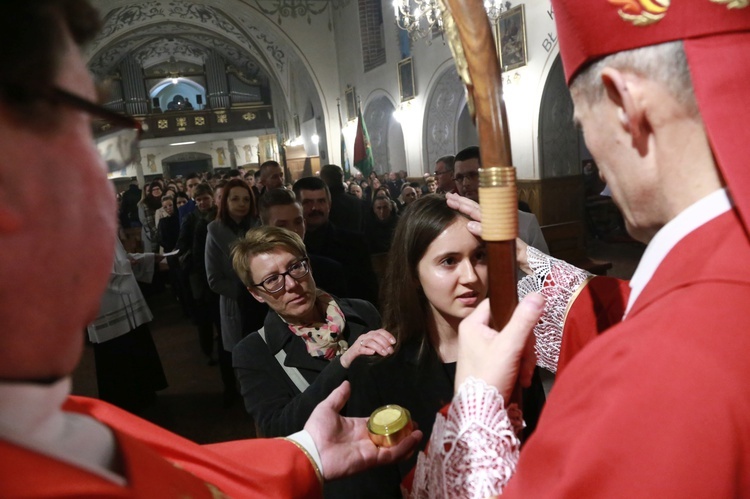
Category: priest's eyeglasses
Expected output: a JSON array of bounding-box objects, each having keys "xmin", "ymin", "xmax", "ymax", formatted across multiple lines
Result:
[
  {"xmin": 49, "ymin": 87, "xmax": 144, "ymax": 173},
  {"xmin": 253, "ymin": 258, "xmax": 310, "ymax": 293}
]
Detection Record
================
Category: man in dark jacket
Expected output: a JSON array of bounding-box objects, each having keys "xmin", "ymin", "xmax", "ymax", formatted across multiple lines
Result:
[
  {"xmin": 320, "ymin": 164, "xmax": 363, "ymax": 233},
  {"xmin": 120, "ymin": 178, "xmax": 141, "ymax": 227},
  {"xmin": 293, "ymin": 177, "xmax": 379, "ymax": 306}
]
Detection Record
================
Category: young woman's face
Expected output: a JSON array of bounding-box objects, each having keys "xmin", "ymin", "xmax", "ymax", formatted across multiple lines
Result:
[
  {"xmin": 227, "ymin": 186, "xmax": 251, "ymax": 221},
  {"xmin": 417, "ymin": 217, "xmax": 488, "ymax": 323},
  {"xmin": 176, "ymin": 196, "xmax": 188, "ymax": 209},
  {"xmin": 161, "ymin": 198, "xmax": 174, "ymax": 215}
]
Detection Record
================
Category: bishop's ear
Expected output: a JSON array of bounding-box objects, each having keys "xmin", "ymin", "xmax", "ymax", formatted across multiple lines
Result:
[{"xmin": 600, "ymin": 67, "xmax": 648, "ymax": 142}]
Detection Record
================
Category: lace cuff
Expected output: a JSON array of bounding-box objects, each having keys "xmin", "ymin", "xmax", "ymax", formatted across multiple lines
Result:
[
  {"xmin": 410, "ymin": 377, "xmax": 521, "ymax": 498},
  {"xmin": 517, "ymin": 246, "xmax": 592, "ymax": 373}
]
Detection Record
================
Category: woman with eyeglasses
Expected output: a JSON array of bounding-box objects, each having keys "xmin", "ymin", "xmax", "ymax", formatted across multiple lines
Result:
[{"xmin": 230, "ymin": 226, "xmax": 395, "ymax": 442}]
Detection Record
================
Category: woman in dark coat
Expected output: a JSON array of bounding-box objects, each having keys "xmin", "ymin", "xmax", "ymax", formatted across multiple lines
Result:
[
  {"xmin": 231, "ymin": 226, "xmax": 395, "ymax": 440},
  {"xmin": 363, "ymin": 195, "xmax": 399, "ymax": 254}
]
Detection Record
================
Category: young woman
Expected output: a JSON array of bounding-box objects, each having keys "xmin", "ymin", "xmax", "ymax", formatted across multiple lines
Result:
[
  {"xmin": 205, "ymin": 179, "xmax": 258, "ymax": 375},
  {"xmin": 339, "ymin": 194, "xmax": 537, "ymax": 497},
  {"xmin": 174, "ymin": 190, "xmax": 189, "ymax": 209},
  {"xmin": 137, "ymin": 180, "xmax": 163, "ymax": 252}
]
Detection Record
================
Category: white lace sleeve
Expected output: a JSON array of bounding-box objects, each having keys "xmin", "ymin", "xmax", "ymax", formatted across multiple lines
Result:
[
  {"xmin": 517, "ymin": 246, "xmax": 592, "ymax": 373},
  {"xmin": 409, "ymin": 377, "xmax": 521, "ymax": 499}
]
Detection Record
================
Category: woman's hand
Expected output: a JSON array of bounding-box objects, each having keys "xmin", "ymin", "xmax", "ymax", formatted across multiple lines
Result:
[{"xmin": 340, "ymin": 329, "xmax": 396, "ymax": 368}]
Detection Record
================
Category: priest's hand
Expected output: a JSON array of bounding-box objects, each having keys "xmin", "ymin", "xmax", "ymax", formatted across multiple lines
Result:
[
  {"xmin": 305, "ymin": 381, "xmax": 423, "ymax": 481},
  {"xmin": 446, "ymin": 192, "xmax": 532, "ymax": 274},
  {"xmin": 456, "ymin": 294, "xmax": 544, "ymax": 401}
]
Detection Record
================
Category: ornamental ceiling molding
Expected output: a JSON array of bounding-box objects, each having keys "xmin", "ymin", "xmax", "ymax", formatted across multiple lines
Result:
[
  {"xmin": 89, "ymin": 27, "xmax": 267, "ymax": 80},
  {"xmin": 255, "ymin": 0, "xmax": 353, "ymax": 25},
  {"xmin": 134, "ymin": 38, "xmax": 208, "ymax": 66},
  {"xmin": 88, "ymin": 0, "xmax": 292, "ymax": 86}
]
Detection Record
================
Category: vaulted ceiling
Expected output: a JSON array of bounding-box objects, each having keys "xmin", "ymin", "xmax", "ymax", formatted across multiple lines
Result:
[{"xmin": 86, "ymin": 1, "xmax": 338, "ymax": 99}]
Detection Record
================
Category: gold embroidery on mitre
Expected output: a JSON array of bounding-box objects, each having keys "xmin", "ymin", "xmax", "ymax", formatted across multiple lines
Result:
[
  {"xmin": 609, "ymin": 0, "xmax": 670, "ymax": 26},
  {"xmin": 710, "ymin": 0, "xmax": 749, "ymax": 9}
]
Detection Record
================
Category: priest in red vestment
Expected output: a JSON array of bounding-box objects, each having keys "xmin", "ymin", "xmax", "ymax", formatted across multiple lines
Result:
[
  {"xmin": 412, "ymin": 1, "xmax": 750, "ymax": 497},
  {"xmin": 0, "ymin": 3, "xmax": 421, "ymax": 498}
]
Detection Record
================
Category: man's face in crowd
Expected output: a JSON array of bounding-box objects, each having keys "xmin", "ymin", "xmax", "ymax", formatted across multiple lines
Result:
[
  {"xmin": 373, "ymin": 198, "xmax": 392, "ymax": 221},
  {"xmin": 349, "ymin": 183, "xmax": 363, "ymax": 199},
  {"xmin": 453, "ymin": 158, "xmax": 480, "ymax": 202},
  {"xmin": 266, "ymin": 203, "xmax": 306, "ymax": 239},
  {"xmin": 263, "ymin": 165, "xmax": 285, "ymax": 190},
  {"xmin": 401, "ymin": 186, "xmax": 417, "ymax": 205},
  {"xmin": 0, "ymin": 29, "xmax": 117, "ymax": 379},
  {"xmin": 186, "ymin": 178, "xmax": 201, "ymax": 198},
  {"xmin": 298, "ymin": 189, "xmax": 330, "ymax": 231},
  {"xmin": 195, "ymin": 193, "xmax": 213, "ymax": 212},
  {"xmin": 434, "ymin": 160, "xmax": 455, "ymax": 193}
]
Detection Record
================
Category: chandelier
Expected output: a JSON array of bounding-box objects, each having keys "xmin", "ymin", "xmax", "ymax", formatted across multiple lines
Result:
[
  {"xmin": 393, "ymin": 0, "xmax": 511, "ymax": 41},
  {"xmin": 393, "ymin": 0, "xmax": 443, "ymax": 41}
]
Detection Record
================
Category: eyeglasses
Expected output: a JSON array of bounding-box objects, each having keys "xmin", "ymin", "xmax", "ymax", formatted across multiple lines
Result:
[
  {"xmin": 433, "ymin": 169, "xmax": 452, "ymax": 177},
  {"xmin": 252, "ymin": 258, "xmax": 310, "ymax": 293},
  {"xmin": 48, "ymin": 87, "xmax": 144, "ymax": 173},
  {"xmin": 453, "ymin": 171, "xmax": 480, "ymax": 183}
]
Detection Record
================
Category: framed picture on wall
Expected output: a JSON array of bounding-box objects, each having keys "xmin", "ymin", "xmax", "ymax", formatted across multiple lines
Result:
[
  {"xmin": 398, "ymin": 57, "xmax": 415, "ymax": 102},
  {"xmin": 496, "ymin": 4, "xmax": 528, "ymax": 72},
  {"xmin": 345, "ymin": 87, "xmax": 357, "ymax": 121}
]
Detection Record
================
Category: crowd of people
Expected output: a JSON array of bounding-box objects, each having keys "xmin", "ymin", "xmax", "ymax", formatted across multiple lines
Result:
[
  {"xmin": 3, "ymin": 0, "xmax": 750, "ymax": 497},
  {"xmin": 102, "ymin": 151, "xmax": 552, "ymax": 497}
]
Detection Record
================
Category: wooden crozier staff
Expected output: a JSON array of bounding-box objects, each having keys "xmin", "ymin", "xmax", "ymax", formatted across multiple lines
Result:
[{"xmin": 439, "ymin": 0, "xmax": 521, "ymax": 399}]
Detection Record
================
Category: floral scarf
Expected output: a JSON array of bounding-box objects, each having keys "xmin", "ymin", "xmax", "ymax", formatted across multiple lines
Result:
[{"xmin": 287, "ymin": 291, "xmax": 349, "ymax": 360}]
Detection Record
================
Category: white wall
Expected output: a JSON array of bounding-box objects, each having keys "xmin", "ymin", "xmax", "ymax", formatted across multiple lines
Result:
[{"xmin": 331, "ymin": 0, "xmax": 560, "ymax": 180}]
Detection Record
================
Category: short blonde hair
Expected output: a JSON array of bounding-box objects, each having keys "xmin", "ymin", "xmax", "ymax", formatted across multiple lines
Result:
[{"xmin": 231, "ymin": 226, "xmax": 308, "ymax": 287}]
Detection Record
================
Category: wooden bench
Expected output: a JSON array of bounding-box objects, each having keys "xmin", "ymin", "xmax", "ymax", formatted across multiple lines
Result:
[{"xmin": 541, "ymin": 221, "xmax": 612, "ymax": 276}]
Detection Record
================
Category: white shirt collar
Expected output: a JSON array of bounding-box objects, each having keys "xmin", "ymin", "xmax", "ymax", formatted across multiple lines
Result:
[
  {"xmin": 625, "ymin": 188, "xmax": 732, "ymax": 317},
  {"xmin": 0, "ymin": 377, "xmax": 125, "ymax": 485}
]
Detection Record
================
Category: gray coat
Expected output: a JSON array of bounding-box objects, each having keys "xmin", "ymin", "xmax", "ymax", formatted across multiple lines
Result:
[{"xmin": 205, "ymin": 219, "xmax": 253, "ymax": 352}]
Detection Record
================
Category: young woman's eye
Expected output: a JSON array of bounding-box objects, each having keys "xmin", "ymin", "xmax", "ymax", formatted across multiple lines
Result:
[{"xmin": 440, "ymin": 256, "xmax": 457, "ymax": 267}]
